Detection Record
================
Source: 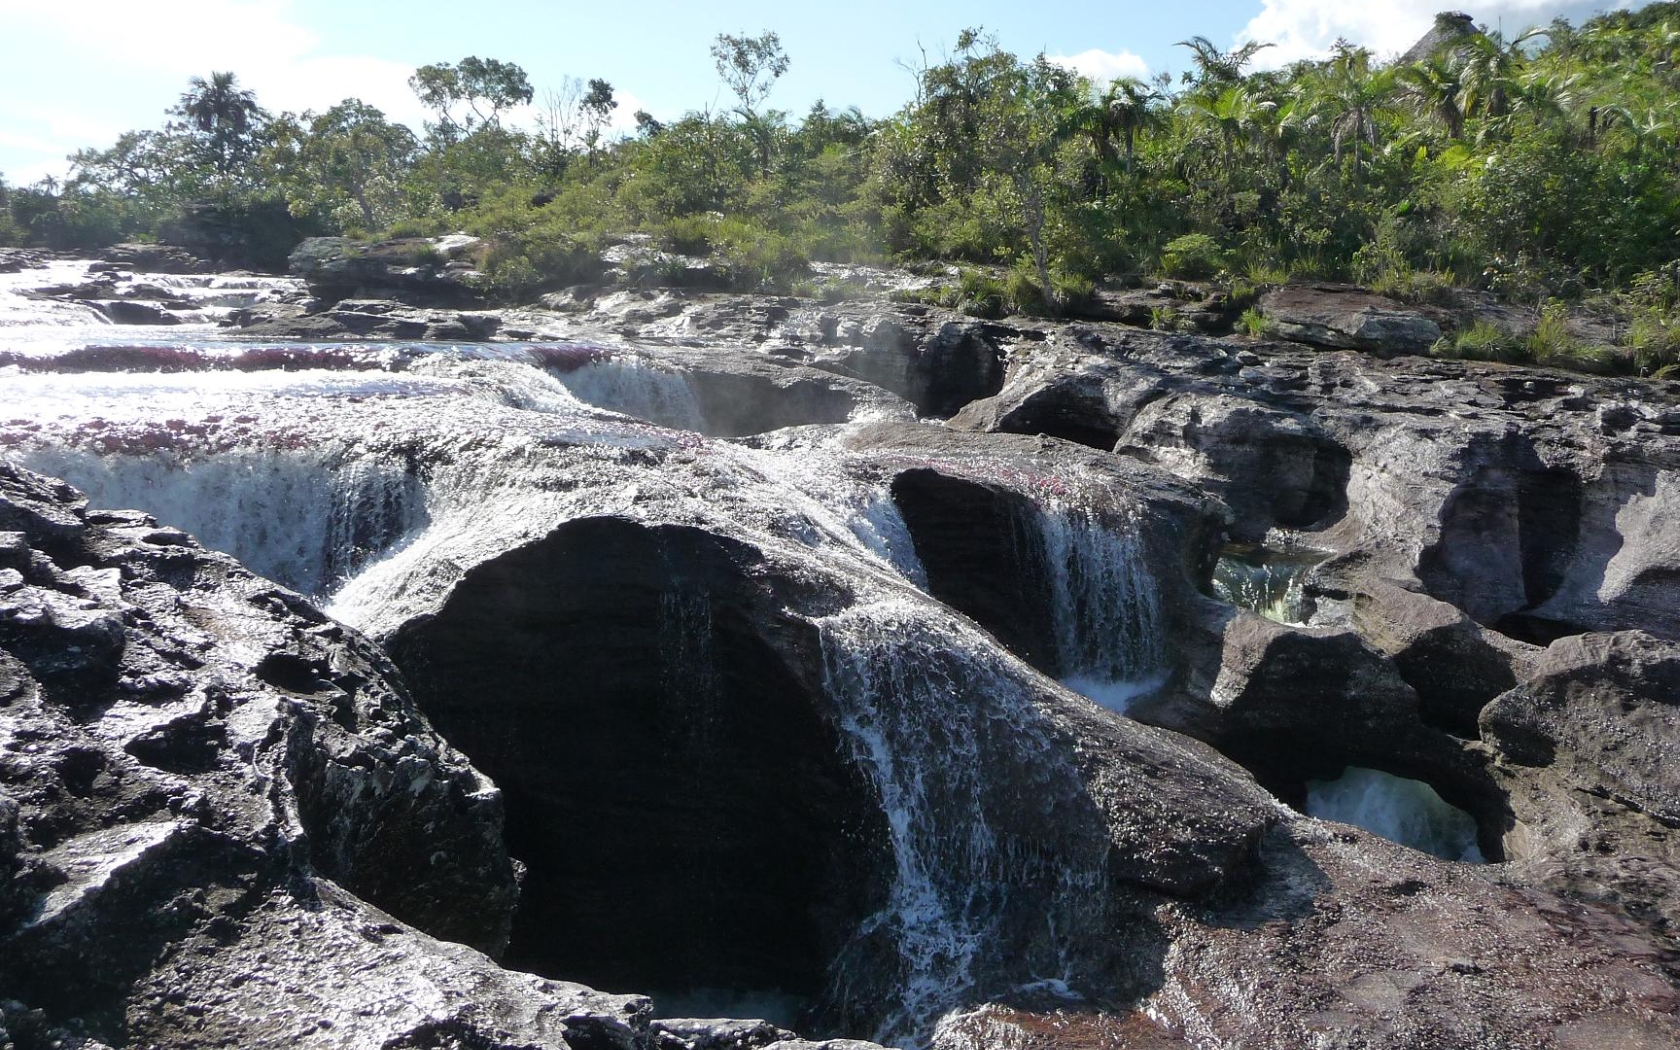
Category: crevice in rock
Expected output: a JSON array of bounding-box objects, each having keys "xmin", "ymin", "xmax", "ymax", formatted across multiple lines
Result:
[
  {"xmin": 384, "ymin": 517, "xmax": 891, "ymax": 1031},
  {"xmin": 888, "ymin": 470, "xmax": 1061, "ymax": 674}
]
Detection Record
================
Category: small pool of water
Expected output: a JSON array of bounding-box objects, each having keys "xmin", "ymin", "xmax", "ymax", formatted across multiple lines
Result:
[
  {"xmin": 1211, "ymin": 544, "xmax": 1327, "ymax": 626},
  {"xmin": 1305, "ymin": 767, "xmax": 1485, "ymax": 863}
]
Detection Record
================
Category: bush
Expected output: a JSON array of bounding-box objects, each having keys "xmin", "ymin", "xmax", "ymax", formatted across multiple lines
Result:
[
  {"xmin": 1436, "ymin": 321, "xmax": 1527, "ymax": 363},
  {"xmin": 1238, "ymin": 307, "xmax": 1274, "ymax": 337},
  {"xmin": 1160, "ymin": 234, "xmax": 1225, "ymax": 280}
]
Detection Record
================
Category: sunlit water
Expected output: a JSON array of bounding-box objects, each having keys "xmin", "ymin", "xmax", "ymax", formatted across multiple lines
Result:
[
  {"xmin": 1306, "ymin": 767, "xmax": 1485, "ymax": 863},
  {"xmin": 1211, "ymin": 544, "xmax": 1326, "ymax": 626}
]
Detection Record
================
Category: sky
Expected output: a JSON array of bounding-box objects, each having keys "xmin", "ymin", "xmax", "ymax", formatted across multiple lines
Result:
[{"xmin": 0, "ymin": 0, "xmax": 1643, "ymax": 185}]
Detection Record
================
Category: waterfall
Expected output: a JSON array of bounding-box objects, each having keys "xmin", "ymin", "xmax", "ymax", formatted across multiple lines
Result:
[
  {"xmin": 1037, "ymin": 502, "xmax": 1166, "ymax": 712},
  {"xmin": 541, "ymin": 354, "xmax": 706, "ymax": 432},
  {"xmin": 1212, "ymin": 546, "xmax": 1321, "ymax": 626},
  {"xmin": 1306, "ymin": 767, "xmax": 1484, "ymax": 863},
  {"xmin": 12, "ymin": 445, "xmax": 426, "ymax": 599},
  {"xmin": 819, "ymin": 600, "xmax": 1109, "ymax": 1046}
]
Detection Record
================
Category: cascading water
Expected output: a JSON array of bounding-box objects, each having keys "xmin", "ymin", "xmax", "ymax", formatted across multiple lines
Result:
[
  {"xmin": 1212, "ymin": 544, "xmax": 1324, "ymax": 626},
  {"xmin": 16, "ymin": 443, "xmax": 427, "ymax": 599},
  {"xmin": 1306, "ymin": 767, "xmax": 1485, "ymax": 863},
  {"xmin": 536, "ymin": 350, "xmax": 706, "ymax": 432},
  {"xmin": 1037, "ymin": 501, "xmax": 1166, "ymax": 713},
  {"xmin": 818, "ymin": 599, "xmax": 1112, "ymax": 1046}
]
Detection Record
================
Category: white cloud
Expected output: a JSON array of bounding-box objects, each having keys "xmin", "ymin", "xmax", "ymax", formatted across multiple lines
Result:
[
  {"xmin": 1048, "ymin": 48, "xmax": 1151, "ymax": 84},
  {"xmin": 0, "ymin": 0, "xmax": 438, "ymax": 180},
  {"xmin": 1236, "ymin": 0, "xmax": 1640, "ymax": 67}
]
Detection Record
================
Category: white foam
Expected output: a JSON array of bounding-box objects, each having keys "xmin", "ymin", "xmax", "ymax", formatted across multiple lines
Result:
[{"xmin": 1306, "ymin": 767, "xmax": 1485, "ymax": 863}]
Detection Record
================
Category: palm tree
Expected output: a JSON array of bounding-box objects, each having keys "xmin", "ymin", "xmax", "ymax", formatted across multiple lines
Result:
[
  {"xmin": 1398, "ymin": 56, "xmax": 1467, "ymax": 140},
  {"xmin": 1176, "ymin": 35, "xmax": 1274, "ymax": 89},
  {"xmin": 1460, "ymin": 27, "xmax": 1548, "ymax": 121},
  {"xmin": 1314, "ymin": 46, "xmax": 1397, "ymax": 185},
  {"xmin": 175, "ymin": 71, "xmax": 263, "ymax": 178},
  {"xmin": 1073, "ymin": 75, "xmax": 1162, "ymax": 178},
  {"xmin": 1181, "ymin": 83, "xmax": 1269, "ymax": 170}
]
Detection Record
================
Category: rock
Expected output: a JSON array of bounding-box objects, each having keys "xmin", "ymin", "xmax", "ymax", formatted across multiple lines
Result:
[
  {"xmin": 0, "ymin": 462, "xmax": 656, "ymax": 1048},
  {"xmin": 1353, "ymin": 577, "xmax": 1537, "ymax": 737},
  {"xmin": 228, "ymin": 298, "xmax": 503, "ymax": 341},
  {"xmin": 95, "ymin": 243, "xmax": 210, "ymax": 275},
  {"xmin": 0, "ymin": 248, "xmax": 51, "ymax": 273},
  {"xmin": 289, "ymin": 235, "xmax": 490, "ymax": 307},
  {"xmin": 1259, "ymin": 283, "xmax": 1443, "ymax": 356},
  {"xmin": 91, "ymin": 299, "xmax": 183, "ymax": 326},
  {"xmin": 1075, "ymin": 281, "xmax": 1244, "ymax": 333},
  {"xmin": 601, "ymin": 238, "xmax": 734, "ymax": 290}
]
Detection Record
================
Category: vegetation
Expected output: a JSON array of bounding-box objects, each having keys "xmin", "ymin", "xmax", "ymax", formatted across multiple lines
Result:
[{"xmin": 5, "ymin": 7, "xmax": 1680, "ymax": 371}]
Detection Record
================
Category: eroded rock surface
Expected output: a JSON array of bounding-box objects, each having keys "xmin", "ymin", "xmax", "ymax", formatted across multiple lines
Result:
[
  {"xmin": 0, "ymin": 461, "xmax": 688, "ymax": 1049},
  {"xmin": 4, "ymin": 257, "xmax": 1680, "ymax": 1049}
]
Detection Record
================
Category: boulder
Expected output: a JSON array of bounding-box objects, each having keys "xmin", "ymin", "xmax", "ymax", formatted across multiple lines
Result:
[
  {"xmin": 95, "ymin": 242, "xmax": 211, "ymax": 275},
  {"xmin": 0, "ymin": 462, "xmax": 662, "ymax": 1049},
  {"xmin": 288, "ymin": 235, "xmax": 489, "ymax": 307},
  {"xmin": 91, "ymin": 299, "xmax": 184, "ymax": 325},
  {"xmin": 1259, "ymin": 283, "xmax": 1443, "ymax": 356}
]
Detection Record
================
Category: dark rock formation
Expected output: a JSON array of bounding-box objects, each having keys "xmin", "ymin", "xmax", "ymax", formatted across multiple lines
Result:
[
  {"xmin": 230, "ymin": 298, "xmax": 504, "ymax": 341},
  {"xmin": 0, "ymin": 462, "xmax": 657, "ymax": 1049},
  {"xmin": 95, "ymin": 243, "xmax": 212, "ymax": 275},
  {"xmin": 8, "ymin": 266, "xmax": 1680, "ymax": 1049},
  {"xmin": 92, "ymin": 299, "xmax": 184, "ymax": 326},
  {"xmin": 386, "ymin": 518, "xmax": 894, "ymax": 1013},
  {"xmin": 1258, "ymin": 283, "xmax": 1443, "ymax": 356},
  {"xmin": 289, "ymin": 236, "xmax": 493, "ymax": 307},
  {"xmin": 956, "ymin": 324, "xmax": 1680, "ymax": 642},
  {"xmin": 1483, "ymin": 631, "xmax": 1680, "ymax": 941}
]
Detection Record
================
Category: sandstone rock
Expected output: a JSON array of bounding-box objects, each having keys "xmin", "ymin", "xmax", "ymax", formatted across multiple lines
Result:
[
  {"xmin": 91, "ymin": 299, "xmax": 184, "ymax": 325},
  {"xmin": 95, "ymin": 242, "xmax": 210, "ymax": 275},
  {"xmin": 0, "ymin": 462, "xmax": 650, "ymax": 1048},
  {"xmin": 1259, "ymin": 283, "xmax": 1443, "ymax": 356},
  {"xmin": 289, "ymin": 235, "xmax": 491, "ymax": 307}
]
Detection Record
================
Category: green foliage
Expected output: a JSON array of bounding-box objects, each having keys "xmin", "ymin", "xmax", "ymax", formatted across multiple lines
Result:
[
  {"xmin": 1161, "ymin": 234, "xmax": 1225, "ymax": 279},
  {"xmin": 16, "ymin": 5, "xmax": 1680, "ymax": 384},
  {"xmin": 1437, "ymin": 320, "xmax": 1528, "ymax": 363},
  {"xmin": 1238, "ymin": 307, "xmax": 1274, "ymax": 337}
]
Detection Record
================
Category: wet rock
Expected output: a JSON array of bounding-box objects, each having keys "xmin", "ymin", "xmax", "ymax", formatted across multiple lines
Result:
[
  {"xmin": 91, "ymin": 299, "xmax": 183, "ymax": 326},
  {"xmin": 289, "ymin": 235, "xmax": 491, "ymax": 307},
  {"xmin": 95, "ymin": 243, "xmax": 210, "ymax": 275},
  {"xmin": 0, "ymin": 462, "xmax": 639, "ymax": 1048},
  {"xmin": 230, "ymin": 298, "xmax": 503, "ymax": 341},
  {"xmin": 1258, "ymin": 283, "xmax": 1443, "ymax": 356}
]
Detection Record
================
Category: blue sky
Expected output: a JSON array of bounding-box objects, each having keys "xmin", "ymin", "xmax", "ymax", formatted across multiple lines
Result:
[{"xmin": 0, "ymin": 0, "xmax": 1636, "ymax": 184}]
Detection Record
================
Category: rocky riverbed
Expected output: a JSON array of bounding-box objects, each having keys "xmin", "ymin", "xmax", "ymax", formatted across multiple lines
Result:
[{"xmin": 1, "ymin": 245, "xmax": 1677, "ymax": 1049}]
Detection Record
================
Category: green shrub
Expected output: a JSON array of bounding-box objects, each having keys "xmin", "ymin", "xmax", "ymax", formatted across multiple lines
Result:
[
  {"xmin": 1238, "ymin": 307, "xmax": 1274, "ymax": 337},
  {"xmin": 1438, "ymin": 320, "xmax": 1527, "ymax": 363},
  {"xmin": 1160, "ymin": 234, "xmax": 1225, "ymax": 280},
  {"xmin": 1631, "ymin": 313, "xmax": 1680, "ymax": 375}
]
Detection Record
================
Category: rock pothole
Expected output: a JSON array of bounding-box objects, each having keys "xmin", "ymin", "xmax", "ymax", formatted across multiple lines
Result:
[{"xmin": 384, "ymin": 517, "xmax": 892, "ymax": 1033}]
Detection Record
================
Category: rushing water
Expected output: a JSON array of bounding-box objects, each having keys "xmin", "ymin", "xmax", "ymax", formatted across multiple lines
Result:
[
  {"xmin": 819, "ymin": 600, "xmax": 1111, "ymax": 1044},
  {"xmin": 1037, "ymin": 501, "xmax": 1167, "ymax": 713},
  {"xmin": 1306, "ymin": 767, "xmax": 1485, "ymax": 863},
  {"xmin": 1212, "ymin": 544, "xmax": 1326, "ymax": 626},
  {"xmin": 0, "ymin": 259, "xmax": 1166, "ymax": 1047}
]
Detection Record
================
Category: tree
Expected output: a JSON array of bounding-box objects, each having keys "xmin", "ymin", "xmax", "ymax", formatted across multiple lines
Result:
[
  {"xmin": 410, "ymin": 56, "xmax": 534, "ymax": 137},
  {"xmin": 1314, "ymin": 45, "xmax": 1397, "ymax": 185},
  {"xmin": 581, "ymin": 79, "xmax": 618, "ymax": 163},
  {"xmin": 710, "ymin": 31, "xmax": 790, "ymax": 121},
  {"xmin": 298, "ymin": 100, "xmax": 417, "ymax": 228},
  {"xmin": 1177, "ymin": 35, "xmax": 1273, "ymax": 90},
  {"xmin": 1399, "ymin": 56, "xmax": 1468, "ymax": 140},
  {"xmin": 711, "ymin": 31, "xmax": 791, "ymax": 176},
  {"xmin": 172, "ymin": 71, "xmax": 264, "ymax": 179}
]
